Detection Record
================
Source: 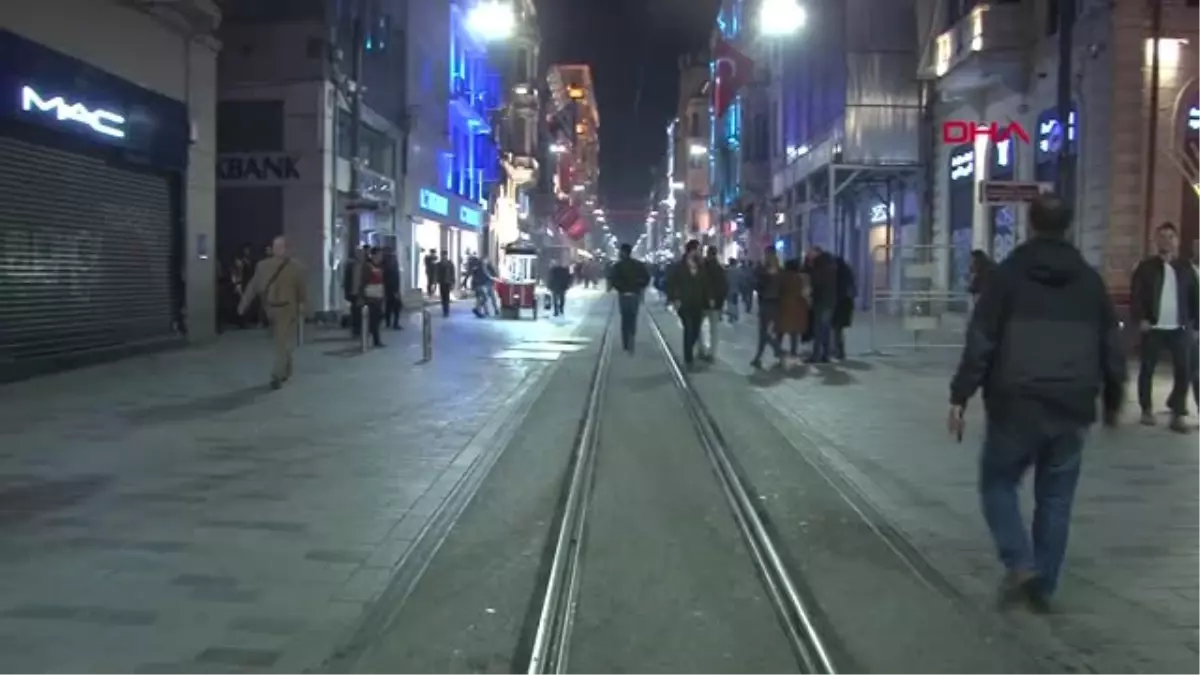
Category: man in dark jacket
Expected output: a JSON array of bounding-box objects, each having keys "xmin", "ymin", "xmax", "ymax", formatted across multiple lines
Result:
[
  {"xmin": 435, "ymin": 250, "xmax": 456, "ymax": 317},
  {"xmin": 751, "ymin": 246, "xmax": 784, "ymax": 368},
  {"xmin": 948, "ymin": 195, "xmax": 1126, "ymax": 613},
  {"xmin": 547, "ymin": 263, "xmax": 572, "ymax": 316},
  {"xmin": 383, "ymin": 247, "xmax": 403, "ymax": 329},
  {"xmin": 805, "ymin": 247, "xmax": 838, "ymax": 363},
  {"xmin": 1129, "ymin": 221, "xmax": 1198, "ymax": 432},
  {"xmin": 608, "ymin": 243, "xmax": 651, "ymax": 352},
  {"xmin": 667, "ymin": 240, "xmax": 710, "ymax": 367},
  {"xmin": 832, "ymin": 255, "xmax": 856, "ymax": 360},
  {"xmin": 700, "ymin": 245, "xmax": 729, "ymax": 361}
]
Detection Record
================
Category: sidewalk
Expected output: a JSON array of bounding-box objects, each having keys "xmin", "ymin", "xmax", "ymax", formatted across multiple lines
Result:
[
  {"xmin": 660, "ymin": 307, "xmax": 1198, "ymax": 672},
  {"xmin": 0, "ymin": 293, "xmax": 606, "ymax": 673}
]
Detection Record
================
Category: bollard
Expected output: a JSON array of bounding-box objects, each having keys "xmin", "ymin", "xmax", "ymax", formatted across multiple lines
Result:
[
  {"xmin": 421, "ymin": 307, "xmax": 433, "ymax": 362},
  {"xmin": 296, "ymin": 316, "xmax": 305, "ymax": 346},
  {"xmin": 360, "ymin": 304, "xmax": 370, "ymax": 353}
]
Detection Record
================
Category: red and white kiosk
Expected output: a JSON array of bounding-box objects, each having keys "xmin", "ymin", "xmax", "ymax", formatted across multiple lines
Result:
[{"xmin": 495, "ymin": 242, "xmax": 539, "ymax": 320}]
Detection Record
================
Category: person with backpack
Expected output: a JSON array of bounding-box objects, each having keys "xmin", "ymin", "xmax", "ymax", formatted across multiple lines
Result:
[{"xmin": 947, "ymin": 194, "xmax": 1126, "ymax": 613}]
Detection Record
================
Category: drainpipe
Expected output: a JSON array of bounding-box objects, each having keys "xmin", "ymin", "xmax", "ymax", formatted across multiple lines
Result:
[{"xmin": 1143, "ymin": 0, "xmax": 1164, "ymax": 254}]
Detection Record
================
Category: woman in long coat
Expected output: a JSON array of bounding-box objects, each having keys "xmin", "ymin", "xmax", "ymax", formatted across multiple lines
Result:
[{"xmin": 778, "ymin": 258, "xmax": 811, "ymax": 359}]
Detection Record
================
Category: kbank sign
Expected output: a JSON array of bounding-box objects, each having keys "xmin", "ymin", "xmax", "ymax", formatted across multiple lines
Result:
[{"xmin": 20, "ymin": 85, "xmax": 126, "ymax": 138}]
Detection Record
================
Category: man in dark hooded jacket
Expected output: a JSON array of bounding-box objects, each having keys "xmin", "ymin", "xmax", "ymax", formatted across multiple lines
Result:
[{"xmin": 948, "ymin": 194, "xmax": 1125, "ymax": 613}]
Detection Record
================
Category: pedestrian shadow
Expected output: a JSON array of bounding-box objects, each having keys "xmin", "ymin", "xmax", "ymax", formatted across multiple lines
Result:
[
  {"xmin": 626, "ymin": 371, "xmax": 674, "ymax": 393},
  {"xmin": 747, "ymin": 366, "xmax": 787, "ymax": 388},
  {"xmin": 322, "ymin": 345, "xmax": 369, "ymax": 358},
  {"xmin": 837, "ymin": 358, "xmax": 874, "ymax": 372},
  {"xmin": 123, "ymin": 385, "xmax": 274, "ymax": 425},
  {"xmin": 0, "ymin": 474, "xmax": 113, "ymax": 528},
  {"xmin": 815, "ymin": 364, "xmax": 857, "ymax": 386}
]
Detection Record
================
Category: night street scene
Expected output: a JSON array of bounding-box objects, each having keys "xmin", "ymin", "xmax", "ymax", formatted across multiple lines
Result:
[{"xmin": 0, "ymin": 0, "xmax": 1197, "ymax": 672}]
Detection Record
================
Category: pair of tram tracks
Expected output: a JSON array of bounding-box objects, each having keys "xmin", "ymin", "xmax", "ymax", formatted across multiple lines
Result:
[{"xmin": 521, "ymin": 301, "xmax": 837, "ymax": 674}]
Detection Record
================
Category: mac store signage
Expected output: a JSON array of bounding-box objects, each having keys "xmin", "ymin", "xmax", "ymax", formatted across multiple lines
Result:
[{"xmin": 0, "ymin": 29, "xmax": 189, "ymax": 169}]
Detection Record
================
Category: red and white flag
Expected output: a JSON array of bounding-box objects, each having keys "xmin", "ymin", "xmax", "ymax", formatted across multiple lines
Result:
[{"xmin": 712, "ymin": 38, "xmax": 754, "ymax": 119}]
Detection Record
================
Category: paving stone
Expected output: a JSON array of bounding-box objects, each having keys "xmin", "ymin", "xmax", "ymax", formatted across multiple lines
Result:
[
  {"xmin": 193, "ymin": 646, "xmax": 281, "ymax": 668},
  {"xmin": 0, "ymin": 293, "xmax": 607, "ymax": 671},
  {"xmin": 696, "ymin": 311, "xmax": 1199, "ymax": 673}
]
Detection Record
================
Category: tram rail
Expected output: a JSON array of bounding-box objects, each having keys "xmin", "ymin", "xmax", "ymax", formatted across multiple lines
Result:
[{"xmin": 523, "ymin": 299, "xmax": 837, "ymax": 674}]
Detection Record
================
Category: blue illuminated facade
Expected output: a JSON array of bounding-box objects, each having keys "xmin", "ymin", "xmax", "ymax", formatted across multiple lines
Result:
[
  {"xmin": 713, "ymin": 1, "xmax": 744, "ymax": 213},
  {"xmin": 445, "ymin": 5, "xmax": 501, "ymax": 209}
]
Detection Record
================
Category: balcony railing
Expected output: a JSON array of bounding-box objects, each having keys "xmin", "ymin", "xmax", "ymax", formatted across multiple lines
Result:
[{"xmin": 921, "ymin": 2, "xmax": 1025, "ymax": 87}]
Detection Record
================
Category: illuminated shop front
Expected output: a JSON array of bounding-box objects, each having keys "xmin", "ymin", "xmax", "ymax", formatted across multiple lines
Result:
[
  {"xmin": 0, "ymin": 28, "xmax": 189, "ymax": 380},
  {"xmin": 410, "ymin": 186, "xmax": 486, "ymax": 287},
  {"xmin": 946, "ymin": 144, "xmax": 976, "ymax": 292},
  {"xmin": 988, "ymin": 137, "xmax": 1018, "ymax": 261},
  {"xmin": 1034, "ymin": 106, "xmax": 1077, "ymax": 186}
]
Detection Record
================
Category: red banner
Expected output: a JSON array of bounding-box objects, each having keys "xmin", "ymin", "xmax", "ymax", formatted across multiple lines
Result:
[
  {"xmin": 555, "ymin": 203, "xmax": 579, "ymax": 231},
  {"xmin": 565, "ymin": 218, "xmax": 588, "ymax": 241},
  {"xmin": 712, "ymin": 38, "xmax": 753, "ymax": 119}
]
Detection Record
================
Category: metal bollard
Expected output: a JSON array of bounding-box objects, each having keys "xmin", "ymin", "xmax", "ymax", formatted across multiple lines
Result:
[
  {"xmin": 421, "ymin": 307, "xmax": 433, "ymax": 362},
  {"xmin": 360, "ymin": 305, "xmax": 370, "ymax": 353},
  {"xmin": 296, "ymin": 317, "xmax": 305, "ymax": 346}
]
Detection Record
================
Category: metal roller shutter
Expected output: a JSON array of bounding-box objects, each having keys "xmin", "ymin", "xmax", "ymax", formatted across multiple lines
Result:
[{"xmin": 0, "ymin": 135, "xmax": 175, "ymax": 370}]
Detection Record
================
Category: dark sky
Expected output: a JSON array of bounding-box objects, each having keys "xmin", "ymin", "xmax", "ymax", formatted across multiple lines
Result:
[{"xmin": 537, "ymin": 0, "xmax": 718, "ymax": 240}]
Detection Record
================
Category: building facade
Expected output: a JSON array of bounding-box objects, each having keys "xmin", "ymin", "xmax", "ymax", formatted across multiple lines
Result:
[
  {"xmin": 217, "ymin": 0, "xmax": 411, "ymax": 315},
  {"xmin": 485, "ymin": 0, "xmax": 541, "ymax": 273},
  {"xmin": 0, "ymin": 0, "xmax": 220, "ymax": 381},
  {"xmin": 767, "ymin": 0, "xmax": 922, "ymax": 305},
  {"xmin": 921, "ymin": 0, "xmax": 1199, "ymax": 297},
  {"xmin": 546, "ymin": 63, "xmax": 601, "ymax": 256},
  {"xmin": 676, "ymin": 53, "xmax": 713, "ymax": 253}
]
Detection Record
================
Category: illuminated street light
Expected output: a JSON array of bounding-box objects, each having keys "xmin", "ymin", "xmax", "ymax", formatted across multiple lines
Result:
[
  {"xmin": 688, "ymin": 143, "xmax": 707, "ymax": 157},
  {"xmin": 572, "ymin": 185, "xmax": 584, "ymax": 192},
  {"xmin": 671, "ymin": 180, "xmax": 685, "ymax": 190},
  {"xmin": 759, "ymin": 0, "xmax": 806, "ymax": 37},
  {"xmin": 466, "ymin": 1, "xmax": 516, "ymax": 41},
  {"xmin": 549, "ymin": 143, "xmax": 566, "ymax": 153}
]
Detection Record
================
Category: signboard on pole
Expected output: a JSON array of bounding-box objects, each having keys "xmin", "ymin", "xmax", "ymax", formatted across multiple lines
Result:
[{"xmin": 979, "ymin": 181, "xmax": 1052, "ymax": 204}]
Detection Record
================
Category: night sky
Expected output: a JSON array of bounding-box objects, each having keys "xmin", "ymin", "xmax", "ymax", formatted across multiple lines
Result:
[{"xmin": 537, "ymin": 0, "xmax": 719, "ymax": 242}]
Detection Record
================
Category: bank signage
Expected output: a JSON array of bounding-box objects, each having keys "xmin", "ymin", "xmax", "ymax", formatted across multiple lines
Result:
[
  {"xmin": 419, "ymin": 188, "xmax": 449, "ymax": 216},
  {"xmin": 217, "ymin": 154, "xmax": 301, "ymax": 183},
  {"xmin": 0, "ymin": 29, "xmax": 188, "ymax": 169}
]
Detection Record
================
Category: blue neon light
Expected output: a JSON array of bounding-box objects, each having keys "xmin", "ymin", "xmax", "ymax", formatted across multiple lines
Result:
[
  {"xmin": 419, "ymin": 188, "xmax": 449, "ymax": 216},
  {"xmin": 459, "ymin": 205, "xmax": 482, "ymax": 228}
]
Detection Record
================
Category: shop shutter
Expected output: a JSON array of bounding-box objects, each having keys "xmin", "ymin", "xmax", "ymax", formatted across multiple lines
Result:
[{"xmin": 0, "ymin": 135, "xmax": 175, "ymax": 371}]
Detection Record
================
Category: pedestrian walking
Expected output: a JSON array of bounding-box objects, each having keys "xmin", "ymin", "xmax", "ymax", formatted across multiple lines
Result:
[
  {"xmin": 238, "ymin": 235, "xmax": 309, "ymax": 389},
  {"xmin": 436, "ymin": 250, "xmax": 456, "ymax": 317},
  {"xmin": 699, "ymin": 245, "xmax": 728, "ymax": 362},
  {"xmin": 750, "ymin": 246, "xmax": 785, "ymax": 369},
  {"xmin": 608, "ymin": 243, "xmax": 651, "ymax": 353},
  {"xmin": 355, "ymin": 247, "xmax": 386, "ymax": 347},
  {"xmin": 805, "ymin": 246, "xmax": 837, "ymax": 363},
  {"xmin": 1130, "ymin": 221, "xmax": 1199, "ymax": 432},
  {"xmin": 383, "ymin": 247, "xmax": 403, "ymax": 329},
  {"xmin": 724, "ymin": 257, "xmax": 742, "ymax": 322},
  {"xmin": 667, "ymin": 240, "xmax": 710, "ymax": 368},
  {"xmin": 778, "ymin": 258, "xmax": 811, "ymax": 362},
  {"xmin": 947, "ymin": 195, "xmax": 1126, "ymax": 612},
  {"xmin": 547, "ymin": 263, "xmax": 572, "ymax": 316}
]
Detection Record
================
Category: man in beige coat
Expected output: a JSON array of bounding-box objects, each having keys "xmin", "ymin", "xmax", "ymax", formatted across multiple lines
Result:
[{"xmin": 239, "ymin": 235, "xmax": 308, "ymax": 388}]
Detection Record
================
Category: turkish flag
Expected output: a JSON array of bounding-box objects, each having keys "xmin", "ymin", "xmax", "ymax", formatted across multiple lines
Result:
[
  {"xmin": 712, "ymin": 38, "xmax": 753, "ymax": 119},
  {"xmin": 565, "ymin": 218, "xmax": 588, "ymax": 240}
]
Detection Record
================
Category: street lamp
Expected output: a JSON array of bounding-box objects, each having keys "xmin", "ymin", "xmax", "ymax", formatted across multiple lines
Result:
[
  {"xmin": 759, "ymin": 0, "xmax": 806, "ymax": 37},
  {"xmin": 466, "ymin": 1, "xmax": 516, "ymax": 42}
]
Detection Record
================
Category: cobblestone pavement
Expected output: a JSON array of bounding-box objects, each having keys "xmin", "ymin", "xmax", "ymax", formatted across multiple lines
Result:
[
  {"xmin": 0, "ymin": 291, "xmax": 607, "ymax": 673},
  {"xmin": 655, "ymin": 306, "xmax": 1198, "ymax": 673}
]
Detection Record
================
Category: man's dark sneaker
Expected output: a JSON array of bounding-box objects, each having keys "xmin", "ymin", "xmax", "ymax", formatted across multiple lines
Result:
[
  {"xmin": 270, "ymin": 378, "xmax": 282, "ymax": 390},
  {"xmin": 700, "ymin": 353, "xmax": 715, "ymax": 363},
  {"xmin": 1139, "ymin": 411, "xmax": 1157, "ymax": 425},
  {"xmin": 996, "ymin": 570, "xmax": 1039, "ymax": 610},
  {"xmin": 1169, "ymin": 415, "xmax": 1189, "ymax": 433},
  {"xmin": 750, "ymin": 358, "xmax": 763, "ymax": 369}
]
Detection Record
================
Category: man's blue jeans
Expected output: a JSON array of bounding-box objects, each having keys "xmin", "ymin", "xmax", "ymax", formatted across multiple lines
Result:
[
  {"xmin": 617, "ymin": 293, "xmax": 640, "ymax": 350},
  {"xmin": 979, "ymin": 419, "xmax": 1085, "ymax": 597}
]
